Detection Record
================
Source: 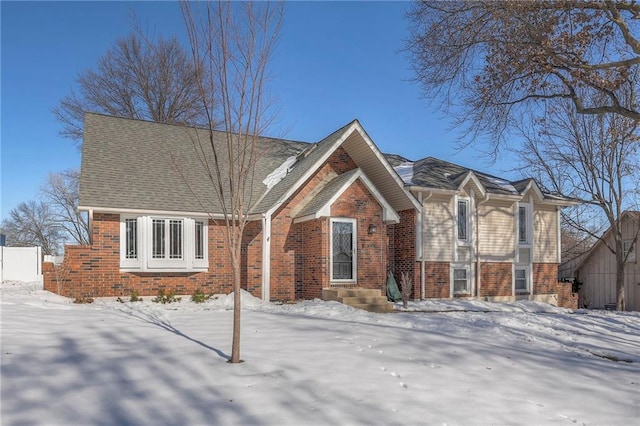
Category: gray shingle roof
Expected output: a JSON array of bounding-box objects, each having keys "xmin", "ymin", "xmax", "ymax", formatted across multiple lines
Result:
[
  {"xmin": 79, "ymin": 113, "xmax": 309, "ymax": 214},
  {"xmin": 295, "ymin": 169, "xmax": 360, "ymax": 218},
  {"xmin": 385, "ymin": 155, "xmax": 572, "ymax": 201},
  {"xmin": 251, "ymin": 120, "xmax": 357, "ymax": 214}
]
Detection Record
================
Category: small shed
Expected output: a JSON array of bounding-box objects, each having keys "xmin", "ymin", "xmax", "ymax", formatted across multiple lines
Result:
[{"xmin": 571, "ymin": 211, "xmax": 640, "ymax": 311}]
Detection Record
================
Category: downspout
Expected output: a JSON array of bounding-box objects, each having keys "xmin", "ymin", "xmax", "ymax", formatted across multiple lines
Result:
[
  {"xmin": 476, "ymin": 195, "xmax": 490, "ymax": 298},
  {"xmin": 262, "ymin": 214, "xmax": 271, "ymax": 301},
  {"xmin": 88, "ymin": 209, "xmax": 94, "ymax": 245},
  {"xmin": 420, "ymin": 191, "xmax": 433, "ymax": 300}
]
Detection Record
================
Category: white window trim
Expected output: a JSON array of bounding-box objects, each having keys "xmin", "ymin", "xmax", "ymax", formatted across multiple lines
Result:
[
  {"xmin": 119, "ymin": 215, "xmax": 208, "ymax": 272},
  {"xmin": 120, "ymin": 216, "xmax": 142, "ymax": 269},
  {"xmin": 455, "ymin": 196, "xmax": 472, "ymax": 246},
  {"xmin": 517, "ymin": 202, "xmax": 532, "ymax": 247},
  {"xmin": 330, "ymin": 218, "xmax": 357, "ymax": 283},
  {"xmin": 451, "ymin": 263, "xmax": 472, "ymax": 296},
  {"xmin": 514, "ymin": 264, "xmax": 531, "ymax": 294},
  {"xmin": 148, "ymin": 217, "xmax": 187, "ymax": 269}
]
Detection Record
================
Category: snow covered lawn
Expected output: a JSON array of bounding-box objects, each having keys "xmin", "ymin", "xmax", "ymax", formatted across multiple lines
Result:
[{"xmin": 2, "ymin": 281, "xmax": 639, "ymax": 425}]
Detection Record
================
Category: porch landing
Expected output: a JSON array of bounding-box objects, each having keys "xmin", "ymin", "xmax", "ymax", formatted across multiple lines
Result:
[{"xmin": 322, "ymin": 288, "xmax": 393, "ymax": 313}]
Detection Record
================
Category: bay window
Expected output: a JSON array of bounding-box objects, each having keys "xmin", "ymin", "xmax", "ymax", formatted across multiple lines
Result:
[{"xmin": 120, "ymin": 215, "xmax": 208, "ymax": 271}]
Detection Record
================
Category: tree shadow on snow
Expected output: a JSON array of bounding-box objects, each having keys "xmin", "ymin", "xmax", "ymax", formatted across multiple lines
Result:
[{"xmin": 112, "ymin": 305, "xmax": 231, "ymax": 361}]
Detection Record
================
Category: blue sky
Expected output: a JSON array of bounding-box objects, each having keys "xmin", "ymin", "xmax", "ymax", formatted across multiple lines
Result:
[{"xmin": 1, "ymin": 1, "xmax": 512, "ymax": 221}]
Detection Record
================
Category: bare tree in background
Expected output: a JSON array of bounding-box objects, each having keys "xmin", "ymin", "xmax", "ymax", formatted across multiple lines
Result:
[
  {"xmin": 405, "ymin": 1, "xmax": 640, "ymax": 154},
  {"xmin": 42, "ymin": 170, "xmax": 90, "ymax": 245},
  {"xmin": 1, "ymin": 201, "xmax": 63, "ymax": 255},
  {"xmin": 180, "ymin": 0, "xmax": 283, "ymax": 363},
  {"xmin": 516, "ymin": 99, "xmax": 640, "ymax": 310},
  {"xmin": 53, "ymin": 33, "xmax": 205, "ymax": 143}
]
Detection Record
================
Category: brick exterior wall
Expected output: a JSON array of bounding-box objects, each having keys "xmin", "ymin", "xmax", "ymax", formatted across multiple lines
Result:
[
  {"xmin": 424, "ymin": 261, "xmax": 450, "ymax": 298},
  {"xmin": 330, "ymin": 180, "xmax": 387, "ymax": 294},
  {"xmin": 271, "ymin": 147, "xmax": 389, "ymax": 301},
  {"xmin": 533, "ymin": 263, "xmax": 578, "ymax": 309},
  {"xmin": 43, "ymin": 147, "xmax": 400, "ymax": 303},
  {"xmin": 270, "ymin": 147, "xmax": 358, "ymax": 302},
  {"xmin": 388, "ymin": 209, "xmax": 420, "ymax": 299},
  {"xmin": 480, "ymin": 262, "xmax": 512, "ymax": 297},
  {"xmin": 43, "ymin": 213, "xmax": 263, "ymax": 299}
]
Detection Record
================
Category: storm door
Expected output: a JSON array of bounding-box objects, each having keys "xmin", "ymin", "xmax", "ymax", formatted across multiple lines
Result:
[{"xmin": 331, "ymin": 218, "xmax": 356, "ymax": 281}]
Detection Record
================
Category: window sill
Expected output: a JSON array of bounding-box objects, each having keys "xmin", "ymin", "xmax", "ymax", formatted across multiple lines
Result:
[{"xmin": 120, "ymin": 267, "xmax": 209, "ymax": 273}]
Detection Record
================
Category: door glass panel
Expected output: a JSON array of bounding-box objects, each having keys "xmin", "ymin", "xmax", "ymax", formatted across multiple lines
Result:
[{"xmin": 332, "ymin": 221, "xmax": 353, "ymax": 280}]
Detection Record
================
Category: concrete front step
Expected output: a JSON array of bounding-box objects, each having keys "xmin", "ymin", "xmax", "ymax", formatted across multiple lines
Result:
[
  {"xmin": 322, "ymin": 288, "xmax": 393, "ymax": 313},
  {"xmin": 322, "ymin": 288, "xmax": 383, "ymax": 301},
  {"xmin": 350, "ymin": 303, "xmax": 394, "ymax": 313},
  {"xmin": 340, "ymin": 296, "xmax": 389, "ymax": 305}
]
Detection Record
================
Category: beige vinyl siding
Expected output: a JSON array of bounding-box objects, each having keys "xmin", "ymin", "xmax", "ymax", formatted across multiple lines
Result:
[
  {"xmin": 578, "ymin": 214, "xmax": 640, "ymax": 310},
  {"xmin": 533, "ymin": 205, "xmax": 558, "ymax": 263},
  {"xmin": 478, "ymin": 200, "xmax": 515, "ymax": 262},
  {"xmin": 423, "ymin": 196, "xmax": 453, "ymax": 262}
]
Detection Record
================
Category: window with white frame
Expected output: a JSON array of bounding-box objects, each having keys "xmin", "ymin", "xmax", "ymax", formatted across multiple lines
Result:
[
  {"xmin": 120, "ymin": 216, "xmax": 208, "ymax": 271},
  {"xmin": 125, "ymin": 218, "xmax": 138, "ymax": 260},
  {"xmin": 623, "ymin": 240, "xmax": 636, "ymax": 263},
  {"xmin": 452, "ymin": 265, "xmax": 470, "ymax": 294},
  {"xmin": 457, "ymin": 199, "xmax": 469, "ymax": 241},
  {"xmin": 195, "ymin": 220, "xmax": 205, "ymax": 260},
  {"xmin": 518, "ymin": 204, "xmax": 531, "ymax": 244},
  {"xmin": 515, "ymin": 267, "xmax": 529, "ymax": 293}
]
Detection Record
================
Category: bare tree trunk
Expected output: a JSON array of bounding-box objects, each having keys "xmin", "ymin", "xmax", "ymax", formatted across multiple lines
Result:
[
  {"xmin": 231, "ymin": 250, "xmax": 242, "ymax": 363},
  {"xmin": 180, "ymin": 0, "xmax": 283, "ymax": 365}
]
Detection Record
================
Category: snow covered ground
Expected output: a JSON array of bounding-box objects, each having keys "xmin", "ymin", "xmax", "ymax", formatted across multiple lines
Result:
[{"xmin": 2, "ymin": 281, "xmax": 639, "ymax": 425}]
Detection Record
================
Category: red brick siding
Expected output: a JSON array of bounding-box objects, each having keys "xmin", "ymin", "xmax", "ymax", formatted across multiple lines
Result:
[
  {"xmin": 388, "ymin": 209, "xmax": 420, "ymax": 299},
  {"xmin": 533, "ymin": 263, "xmax": 558, "ymax": 294},
  {"xmin": 480, "ymin": 262, "xmax": 512, "ymax": 297},
  {"xmin": 298, "ymin": 219, "xmax": 327, "ymax": 299},
  {"xmin": 533, "ymin": 263, "xmax": 578, "ymax": 309},
  {"xmin": 43, "ymin": 213, "xmax": 263, "ymax": 299},
  {"xmin": 270, "ymin": 147, "xmax": 358, "ymax": 302},
  {"xmin": 330, "ymin": 180, "xmax": 387, "ymax": 293},
  {"xmin": 424, "ymin": 261, "xmax": 450, "ymax": 298}
]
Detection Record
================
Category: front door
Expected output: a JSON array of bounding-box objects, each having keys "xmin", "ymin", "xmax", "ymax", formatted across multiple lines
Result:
[{"xmin": 331, "ymin": 218, "xmax": 356, "ymax": 281}]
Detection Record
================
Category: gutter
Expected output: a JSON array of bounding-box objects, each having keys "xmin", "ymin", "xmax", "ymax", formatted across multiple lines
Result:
[
  {"xmin": 262, "ymin": 213, "xmax": 272, "ymax": 301},
  {"xmin": 418, "ymin": 191, "xmax": 433, "ymax": 300}
]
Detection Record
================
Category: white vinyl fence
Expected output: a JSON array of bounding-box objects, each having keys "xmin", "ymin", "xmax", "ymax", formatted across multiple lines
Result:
[{"xmin": 0, "ymin": 246, "xmax": 43, "ymax": 283}]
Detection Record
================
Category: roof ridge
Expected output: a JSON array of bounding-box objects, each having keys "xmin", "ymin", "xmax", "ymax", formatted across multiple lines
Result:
[{"xmin": 84, "ymin": 112, "xmax": 310, "ymax": 146}]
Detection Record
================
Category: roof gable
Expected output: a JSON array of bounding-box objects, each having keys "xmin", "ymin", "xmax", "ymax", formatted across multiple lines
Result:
[
  {"xmin": 293, "ymin": 169, "xmax": 400, "ymax": 224},
  {"xmin": 391, "ymin": 156, "xmax": 576, "ymax": 205},
  {"xmin": 575, "ymin": 211, "xmax": 640, "ymax": 272},
  {"xmin": 254, "ymin": 120, "xmax": 420, "ymax": 215}
]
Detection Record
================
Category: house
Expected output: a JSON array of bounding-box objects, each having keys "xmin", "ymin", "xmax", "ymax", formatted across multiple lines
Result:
[
  {"xmin": 568, "ymin": 211, "xmax": 640, "ymax": 310},
  {"xmin": 44, "ymin": 113, "xmax": 419, "ymax": 302},
  {"xmin": 386, "ymin": 156, "xmax": 578, "ymax": 307},
  {"xmin": 43, "ymin": 113, "xmax": 577, "ymax": 308}
]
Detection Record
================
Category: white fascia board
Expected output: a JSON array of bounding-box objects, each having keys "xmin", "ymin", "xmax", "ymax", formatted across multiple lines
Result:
[
  {"xmin": 407, "ymin": 186, "xmax": 456, "ymax": 196},
  {"xmin": 264, "ymin": 123, "xmax": 357, "ymax": 219},
  {"xmin": 351, "ymin": 122, "xmax": 422, "ymax": 211},
  {"xmin": 292, "ymin": 214, "xmax": 318, "ymax": 224},
  {"xmin": 78, "ymin": 206, "xmax": 212, "ymax": 218},
  {"xmin": 79, "ymin": 206, "xmax": 263, "ymax": 221},
  {"xmin": 521, "ymin": 180, "xmax": 546, "ymax": 202},
  {"xmin": 458, "ymin": 172, "xmax": 487, "ymax": 198},
  {"xmin": 292, "ymin": 170, "xmax": 399, "ymax": 224}
]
